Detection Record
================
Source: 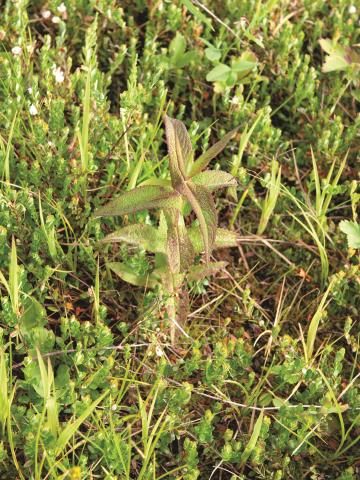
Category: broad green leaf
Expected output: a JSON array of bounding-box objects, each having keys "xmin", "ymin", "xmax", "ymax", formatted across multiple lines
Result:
[
  {"xmin": 192, "ymin": 170, "xmax": 237, "ymax": 190},
  {"xmin": 339, "ymin": 220, "xmax": 360, "ymax": 248},
  {"xmin": 231, "ymin": 51, "xmax": 257, "ymax": 74},
  {"xmin": 164, "ymin": 115, "xmax": 193, "ymax": 186},
  {"xmin": 187, "ymin": 261, "xmax": 228, "ymax": 281},
  {"xmin": 189, "ymin": 227, "xmax": 238, "ymax": 253},
  {"xmin": 189, "ymin": 127, "xmax": 239, "ymax": 177},
  {"xmin": 205, "ymin": 47, "xmax": 221, "ymax": 62},
  {"xmin": 318, "ymin": 38, "xmax": 333, "ymax": 54},
  {"xmin": 94, "ymin": 185, "xmax": 180, "ymax": 217},
  {"xmin": 101, "ymin": 224, "xmax": 165, "ymax": 253},
  {"xmin": 185, "ymin": 182, "xmax": 217, "ymax": 262},
  {"xmin": 323, "ymin": 52, "xmax": 350, "ymax": 72},
  {"xmin": 176, "ymin": 51, "xmax": 198, "ymax": 69},
  {"xmin": 206, "ymin": 63, "xmax": 231, "ymax": 82},
  {"xmin": 20, "ymin": 296, "xmax": 46, "ymax": 334},
  {"xmin": 169, "ymin": 32, "xmax": 186, "ymax": 64},
  {"xmin": 319, "ymin": 39, "xmax": 359, "ymax": 73},
  {"xmin": 108, "ymin": 262, "xmax": 159, "ymax": 288}
]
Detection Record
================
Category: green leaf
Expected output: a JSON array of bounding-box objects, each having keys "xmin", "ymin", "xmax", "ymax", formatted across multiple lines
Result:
[
  {"xmin": 108, "ymin": 262, "xmax": 159, "ymax": 288},
  {"xmin": 185, "ymin": 183, "xmax": 217, "ymax": 262},
  {"xmin": 102, "ymin": 224, "xmax": 165, "ymax": 253},
  {"xmin": 339, "ymin": 220, "xmax": 360, "ymax": 248},
  {"xmin": 231, "ymin": 51, "xmax": 257, "ymax": 74},
  {"xmin": 94, "ymin": 185, "xmax": 181, "ymax": 217},
  {"xmin": 318, "ymin": 38, "xmax": 333, "ymax": 54},
  {"xmin": 164, "ymin": 115, "xmax": 193, "ymax": 187},
  {"xmin": 55, "ymin": 390, "xmax": 109, "ymax": 456},
  {"xmin": 189, "ymin": 227, "xmax": 238, "ymax": 253},
  {"xmin": 192, "ymin": 170, "xmax": 237, "ymax": 190},
  {"xmin": 240, "ymin": 410, "xmax": 264, "ymax": 465},
  {"xmin": 205, "ymin": 47, "xmax": 221, "ymax": 62},
  {"xmin": 164, "ymin": 210, "xmax": 195, "ymax": 274},
  {"xmin": 189, "ymin": 127, "xmax": 239, "ymax": 176},
  {"xmin": 180, "ymin": 0, "xmax": 213, "ymax": 30},
  {"xmin": 176, "ymin": 51, "xmax": 197, "ymax": 69},
  {"xmin": 169, "ymin": 32, "xmax": 186, "ymax": 63},
  {"xmin": 187, "ymin": 261, "xmax": 227, "ymax": 281},
  {"xmin": 319, "ymin": 38, "xmax": 359, "ymax": 73},
  {"xmin": 206, "ymin": 63, "xmax": 231, "ymax": 82},
  {"xmin": 20, "ymin": 296, "xmax": 46, "ymax": 334}
]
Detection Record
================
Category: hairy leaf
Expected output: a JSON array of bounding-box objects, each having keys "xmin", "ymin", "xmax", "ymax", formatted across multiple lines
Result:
[
  {"xmin": 189, "ymin": 227, "xmax": 238, "ymax": 253},
  {"xmin": 165, "ymin": 210, "xmax": 195, "ymax": 274},
  {"xmin": 164, "ymin": 115, "xmax": 193, "ymax": 186},
  {"xmin": 192, "ymin": 170, "xmax": 237, "ymax": 190},
  {"xmin": 189, "ymin": 127, "xmax": 239, "ymax": 176},
  {"xmin": 339, "ymin": 220, "xmax": 360, "ymax": 249},
  {"xmin": 187, "ymin": 261, "xmax": 228, "ymax": 281},
  {"xmin": 108, "ymin": 262, "xmax": 159, "ymax": 288},
  {"xmin": 94, "ymin": 185, "xmax": 180, "ymax": 217},
  {"xmin": 185, "ymin": 182, "xmax": 217, "ymax": 262},
  {"xmin": 101, "ymin": 224, "xmax": 165, "ymax": 253}
]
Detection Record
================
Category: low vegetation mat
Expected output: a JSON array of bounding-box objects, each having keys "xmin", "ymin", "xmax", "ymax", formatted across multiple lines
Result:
[{"xmin": 0, "ymin": 1, "xmax": 359, "ymax": 479}]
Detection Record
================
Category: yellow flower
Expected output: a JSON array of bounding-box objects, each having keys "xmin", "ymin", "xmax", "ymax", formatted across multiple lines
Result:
[{"xmin": 70, "ymin": 466, "xmax": 81, "ymax": 480}]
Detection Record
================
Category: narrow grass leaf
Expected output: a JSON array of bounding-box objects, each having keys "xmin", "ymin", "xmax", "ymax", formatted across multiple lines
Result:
[
  {"xmin": 190, "ymin": 127, "xmax": 239, "ymax": 176},
  {"xmin": 55, "ymin": 390, "xmax": 108, "ymax": 456},
  {"xmin": 240, "ymin": 410, "xmax": 264, "ymax": 465}
]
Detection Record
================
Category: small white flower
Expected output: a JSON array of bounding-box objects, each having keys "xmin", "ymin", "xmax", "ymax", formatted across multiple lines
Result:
[
  {"xmin": 29, "ymin": 104, "xmax": 38, "ymax": 116},
  {"xmin": 302, "ymin": 368, "xmax": 307, "ymax": 375},
  {"xmin": 57, "ymin": 2, "xmax": 67, "ymax": 14},
  {"xmin": 52, "ymin": 16, "xmax": 61, "ymax": 24},
  {"xmin": 41, "ymin": 10, "xmax": 51, "ymax": 19},
  {"xmin": 348, "ymin": 5, "xmax": 357, "ymax": 14},
  {"xmin": 52, "ymin": 66, "xmax": 65, "ymax": 83},
  {"xmin": 11, "ymin": 46, "xmax": 22, "ymax": 56},
  {"xmin": 27, "ymin": 87, "xmax": 33, "ymax": 94},
  {"xmin": 231, "ymin": 96, "xmax": 240, "ymax": 105},
  {"xmin": 155, "ymin": 345, "xmax": 164, "ymax": 357},
  {"xmin": 111, "ymin": 404, "xmax": 117, "ymax": 411}
]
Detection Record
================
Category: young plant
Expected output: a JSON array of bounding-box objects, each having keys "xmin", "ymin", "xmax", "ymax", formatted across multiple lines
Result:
[
  {"xmin": 257, "ymin": 157, "xmax": 281, "ymax": 235},
  {"xmin": 95, "ymin": 116, "xmax": 239, "ymax": 344}
]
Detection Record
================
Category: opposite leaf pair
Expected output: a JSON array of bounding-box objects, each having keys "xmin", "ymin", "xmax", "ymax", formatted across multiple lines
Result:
[{"xmin": 95, "ymin": 115, "xmax": 239, "ymax": 344}]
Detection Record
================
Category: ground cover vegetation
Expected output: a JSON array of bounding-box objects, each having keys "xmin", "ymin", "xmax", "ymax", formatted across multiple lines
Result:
[{"xmin": 0, "ymin": 1, "xmax": 359, "ymax": 479}]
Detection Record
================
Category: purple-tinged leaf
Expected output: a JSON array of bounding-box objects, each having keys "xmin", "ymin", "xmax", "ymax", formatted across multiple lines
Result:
[
  {"xmin": 165, "ymin": 209, "xmax": 195, "ymax": 273},
  {"xmin": 185, "ymin": 182, "xmax": 217, "ymax": 262},
  {"xmin": 187, "ymin": 261, "xmax": 228, "ymax": 281},
  {"xmin": 189, "ymin": 227, "xmax": 238, "ymax": 253},
  {"xmin": 164, "ymin": 115, "xmax": 193, "ymax": 187},
  {"xmin": 94, "ymin": 185, "xmax": 181, "ymax": 217},
  {"xmin": 101, "ymin": 224, "xmax": 165, "ymax": 253}
]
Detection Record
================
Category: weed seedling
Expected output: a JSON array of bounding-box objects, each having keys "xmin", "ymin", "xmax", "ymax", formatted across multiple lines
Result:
[{"xmin": 95, "ymin": 116, "xmax": 239, "ymax": 344}]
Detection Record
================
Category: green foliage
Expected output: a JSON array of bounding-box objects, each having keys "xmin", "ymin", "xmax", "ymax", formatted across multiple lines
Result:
[
  {"xmin": 0, "ymin": 1, "xmax": 358, "ymax": 478},
  {"xmin": 96, "ymin": 115, "xmax": 237, "ymax": 343},
  {"xmin": 339, "ymin": 220, "xmax": 360, "ymax": 249}
]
